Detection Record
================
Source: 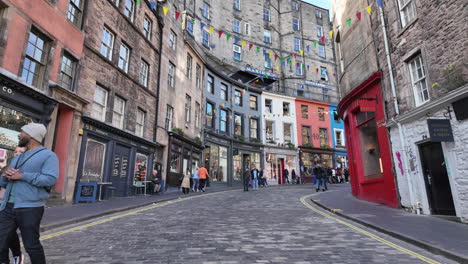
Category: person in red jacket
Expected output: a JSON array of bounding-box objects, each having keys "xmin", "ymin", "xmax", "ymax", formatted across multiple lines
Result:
[{"xmin": 197, "ymin": 166, "xmax": 210, "ymax": 192}]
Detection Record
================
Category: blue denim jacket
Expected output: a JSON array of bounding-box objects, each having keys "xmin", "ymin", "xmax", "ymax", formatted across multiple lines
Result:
[{"xmin": 0, "ymin": 146, "xmax": 59, "ymax": 210}]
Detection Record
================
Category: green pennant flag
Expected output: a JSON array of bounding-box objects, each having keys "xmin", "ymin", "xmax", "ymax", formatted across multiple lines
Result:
[
  {"xmin": 226, "ymin": 34, "xmax": 232, "ymax": 41},
  {"xmin": 287, "ymin": 57, "xmax": 291, "ymax": 63},
  {"xmin": 279, "ymin": 56, "xmax": 285, "ymax": 62},
  {"xmin": 256, "ymin": 46, "xmax": 261, "ymax": 53},
  {"xmin": 313, "ymin": 40, "xmax": 317, "ymax": 47},
  {"xmin": 302, "ymin": 63, "xmax": 305, "ymax": 68},
  {"xmin": 191, "ymin": 18, "xmax": 196, "ymax": 24},
  {"xmin": 136, "ymin": 0, "xmax": 140, "ymax": 3},
  {"xmin": 346, "ymin": 18, "xmax": 351, "ymax": 26}
]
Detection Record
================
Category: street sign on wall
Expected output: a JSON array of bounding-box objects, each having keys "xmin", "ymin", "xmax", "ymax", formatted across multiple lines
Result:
[{"xmin": 427, "ymin": 119, "xmax": 454, "ymax": 142}]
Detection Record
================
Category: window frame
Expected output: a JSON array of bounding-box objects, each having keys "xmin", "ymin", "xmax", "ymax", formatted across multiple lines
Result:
[
  {"xmin": 233, "ymin": 20, "xmax": 241, "ymax": 33},
  {"xmin": 263, "ymin": 30, "xmax": 271, "ymax": 44},
  {"xmin": 264, "ymin": 53, "xmax": 272, "ymax": 69},
  {"xmin": 408, "ymin": 55, "xmax": 430, "ymax": 106},
  {"xmin": 302, "ymin": 125, "xmax": 311, "ymax": 145},
  {"xmin": 316, "ymin": 25, "xmax": 323, "ymax": 37},
  {"xmin": 233, "ymin": 0, "xmax": 241, "ymax": 11},
  {"xmin": 318, "ymin": 107, "xmax": 325, "ymax": 121},
  {"xmin": 21, "ymin": 29, "xmax": 49, "ymax": 87},
  {"xmin": 136, "ymin": 108, "xmax": 146, "ymax": 137},
  {"xmin": 265, "ymin": 99, "xmax": 272, "ymax": 113},
  {"xmin": 249, "ymin": 118, "xmax": 259, "ymax": 140},
  {"xmin": 207, "ymin": 74, "xmax": 214, "ymax": 94},
  {"xmin": 283, "ymin": 102, "xmax": 290, "ymax": 116},
  {"xmin": 168, "ymin": 61, "xmax": 175, "ymax": 88},
  {"xmin": 263, "ymin": 8, "xmax": 270, "ymax": 21},
  {"xmin": 186, "ymin": 53, "xmax": 193, "ymax": 79},
  {"xmin": 318, "ymin": 44, "xmax": 326, "ymax": 58},
  {"xmin": 320, "ymin": 67, "xmax": 328, "ymax": 81},
  {"xmin": 244, "ymin": 22, "xmax": 250, "ymax": 35},
  {"xmin": 185, "ymin": 94, "xmax": 192, "ymax": 124},
  {"xmin": 220, "ymin": 83, "xmax": 228, "ymax": 101},
  {"xmin": 249, "ymin": 95, "xmax": 258, "ymax": 110},
  {"xmin": 202, "ymin": 30, "xmax": 210, "ymax": 48},
  {"xmin": 294, "ymin": 38, "xmax": 301, "ymax": 51},
  {"xmin": 195, "ymin": 102, "xmax": 201, "ymax": 128},
  {"xmin": 398, "ymin": 0, "xmax": 416, "ymax": 27},
  {"xmin": 334, "ymin": 128, "xmax": 345, "ymax": 147},
  {"xmin": 205, "ymin": 102, "xmax": 215, "ymax": 128},
  {"xmin": 140, "ymin": 59, "xmax": 149, "ymax": 87},
  {"xmin": 233, "ymin": 44, "xmax": 242, "ymax": 61},
  {"xmin": 219, "ymin": 109, "xmax": 228, "ymax": 133},
  {"xmin": 143, "ymin": 16, "xmax": 152, "ymax": 40},
  {"xmin": 112, "ymin": 96, "xmax": 126, "ymax": 129},
  {"xmin": 117, "ymin": 43, "xmax": 130, "ymax": 73},
  {"xmin": 92, "ymin": 85, "xmax": 108, "ymax": 122},
  {"xmin": 295, "ymin": 62, "xmax": 303, "ymax": 76},
  {"xmin": 202, "ymin": 2, "xmax": 210, "ymax": 19},
  {"xmin": 165, "ymin": 105, "xmax": 174, "ymax": 130},
  {"xmin": 319, "ymin": 127, "xmax": 328, "ymax": 147},
  {"xmin": 67, "ymin": 0, "xmax": 84, "ymax": 27},
  {"xmin": 169, "ymin": 30, "xmax": 177, "ymax": 50},
  {"xmin": 292, "ymin": 18, "xmax": 300, "ymax": 31},
  {"xmin": 123, "ymin": 0, "xmax": 135, "ymax": 22},
  {"xmin": 283, "ymin": 123, "xmax": 292, "ymax": 143},
  {"xmin": 234, "ymin": 113, "xmax": 243, "ymax": 136},
  {"xmin": 196, "ymin": 64, "xmax": 202, "ymax": 90},
  {"xmin": 234, "ymin": 90, "xmax": 243, "ymax": 106},
  {"xmin": 265, "ymin": 120, "xmax": 274, "ymax": 141},
  {"xmin": 58, "ymin": 52, "xmax": 77, "ymax": 91},
  {"xmin": 291, "ymin": 1, "xmax": 299, "ymax": 11},
  {"xmin": 301, "ymin": 105, "xmax": 308, "ymax": 119}
]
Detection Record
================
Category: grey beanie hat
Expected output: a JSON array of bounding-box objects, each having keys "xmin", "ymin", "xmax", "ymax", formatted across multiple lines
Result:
[{"xmin": 21, "ymin": 123, "xmax": 47, "ymax": 143}]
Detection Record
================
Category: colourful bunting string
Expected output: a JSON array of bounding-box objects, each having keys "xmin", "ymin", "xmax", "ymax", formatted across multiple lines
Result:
[
  {"xmin": 356, "ymin": 12, "xmax": 362, "ymax": 21},
  {"xmin": 209, "ymin": 26, "xmax": 214, "ymax": 35},
  {"xmin": 162, "ymin": 6, "xmax": 169, "ymax": 16},
  {"xmin": 241, "ymin": 40, "xmax": 246, "ymax": 48},
  {"xmin": 366, "ymin": 5, "xmax": 372, "ymax": 15},
  {"xmin": 149, "ymin": 1, "xmax": 156, "ymax": 10},
  {"xmin": 346, "ymin": 18, "xmax": 351, "ymax": 26},
  {"xmin": 218, "ymin": 30, "xmax": 224, "ymax": 38},
  {"xmin": 249, "ymin": 43, "xmax": 253, "ymax": 51},
  {"xmin": 175, "ymin": 11, "xmax": 181, "ymax": 20}
]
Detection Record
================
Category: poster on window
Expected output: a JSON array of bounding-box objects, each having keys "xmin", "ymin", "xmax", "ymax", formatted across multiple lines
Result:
[
  {"xmin": 82, "ymin": 139, "xmax": 106, "ymax": 182},
  {"xmin": 134, "ymin": 153, "xmax": 148, "ymax": 183}
]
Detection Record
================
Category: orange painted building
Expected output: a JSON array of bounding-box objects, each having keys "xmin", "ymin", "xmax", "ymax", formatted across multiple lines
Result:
[
  {"xmin": 294, "ymin": 98, "xmax": 333, "ymax": 183},
  {"xmin": 0, "ymin": 0, "xmax": 87, "ymax": 200}
]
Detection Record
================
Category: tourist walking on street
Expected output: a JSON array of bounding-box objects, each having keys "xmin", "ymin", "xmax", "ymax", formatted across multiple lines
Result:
[
  {"xmin": 181, "ymin": 170, "xmax": 191, "ymax": 194},
  {"xmin": 291, "ymin": 169, "xmax": 297, "ymax": 184},
  {"xmin": 191, "ymin": 168, "xmax": 200, "ymax": 192},
  {"xmin": 243, "ymin": 168, "xmax": 250, "ymax": 191},
  {"xmin": 151, "ymin": 169, "xmax": 161, "ymax": 194},
  {"xmin": 0, "ymin": 123, "xmax": 59, "ymax": 264},
  {"xmin": 344, "ymin": 168, "xmax": 350, "ymax": 183},
  {"xmin": 314, "ymin": 164, "xmax": 326, "ymax": 192},
  {"xmin": 198, "ymin": 165, "xmax": 210, "ymax": 192},
  {"xmin": 251, "ymin": 166, "xmax": 259, "ymax": 191},
  {"xmin": 284, "ymin": 168, "xmax": 290, "ymax": 184},
  {"xmin": 0, "ymin": 146, "xmax": 25, "ymax": 264}
]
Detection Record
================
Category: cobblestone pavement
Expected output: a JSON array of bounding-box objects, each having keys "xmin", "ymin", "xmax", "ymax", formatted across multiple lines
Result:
[{"xmin": 33, "ymin": 186, "xmax": 455, "ymax": 264}]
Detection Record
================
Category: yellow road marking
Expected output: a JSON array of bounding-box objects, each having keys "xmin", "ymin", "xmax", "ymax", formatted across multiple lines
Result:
[
  {"xmin": 40, "ymin": 190, "xmax": 235, "ymax": 241},
  {"xmin": 331, "ymin": 209, "xmax": 343, "ymax": 213},
  {"xmin": 300, "ymin": 194, "xmax": 440, "ymax": 264}
]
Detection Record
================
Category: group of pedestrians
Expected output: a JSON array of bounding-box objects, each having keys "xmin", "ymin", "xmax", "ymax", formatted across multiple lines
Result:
[
  {"xmin": 243, "ymin": 165, "xmax": 265, "ymax": 191},
  {"xmin": 180, "ymin": 165, "xmax": 210, "ymax": 194},
  {"xmin": 0, "ymin": 123, "xmax": 59, "ymax": 264}
]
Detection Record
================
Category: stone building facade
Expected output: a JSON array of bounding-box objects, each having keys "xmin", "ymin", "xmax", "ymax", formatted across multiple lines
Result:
[{"xmin": 72, "ymin": 0, "xmax": 162, "ymax": 199}]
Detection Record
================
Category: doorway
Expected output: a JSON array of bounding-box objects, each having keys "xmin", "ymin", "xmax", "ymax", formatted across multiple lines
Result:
[
  {"xmin": 242, "ymin": 154, "xmax": 251, "ymax": 172},
  {"xmin": 111, "ymin": 144, "xmax": 131, "ymax": 197},
  {"xmin": 419, "ymin": 142, "xmax": 455, "ymax": 216},
  {"xmin": 277, "ymin": 158, "xmax": 285, "ymax": 184}
]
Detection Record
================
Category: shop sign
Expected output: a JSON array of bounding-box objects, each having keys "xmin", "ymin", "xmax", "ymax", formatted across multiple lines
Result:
[
  {"xmin": 305, "ymin": 81, "xmax": 334, "ymax": 90},
  {"xmin": 427, "ymin": 119, "xmax": 454, "ymax": 142},
  {"xmin": 1, "ymin": 86, "xmax": 14, "ymax": 95},
  {"xmin": 244, "ymin": 66, "xmax": 278, "ymax": 79},
  {"xmin": 75, "ymin": 182, "xmax": 98, "ymax": 203}
]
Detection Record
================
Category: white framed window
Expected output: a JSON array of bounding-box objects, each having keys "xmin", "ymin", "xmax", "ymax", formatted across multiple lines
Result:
[
  {"xmin": 320, "ymin": 67, "xmax": 328, "ymax": 81},
  {"xmin": 195, "ymin": 102, "xmax": 201, "ymax": 128},
  {"xmin": 319, "ymin": 44, "xmax": 326, "ymax": 58},
  {"xmin": 233, "ymin": 0, "xmax": 241, "ymax": 10},
  {"xmin": 250, "ymin": 118, "xmax": 258, "ymax": 140},
  {"xmin": 283, "ymin": 102, "xmax": 290, "ymax": 115},
  {"xmin": 92, "ymin": 85, "xmax": 108, "ymax": 122},
  {"xmin": 233, "ymin": 44, "xmax": 242, "ymax": 61},
  {"xmin": 294, "ymin": 38, "xmax": 301, "ymax": 51},
  {"xmin": 185, "ymin": 94, "xmax": 191, "ymax": 123},
  {"xmin": 67, "ymin": 0, "xmax": 84, "ymax": 27},
  {"xmin": 136, "ymin": 108, "xmax": 145, "ymax": 137},
  {"xmin": 265, "ymin": 99, "xmax": 272, "ymax": 113},
  {"xmin": 100, "ymin": 27, "xmax": 114, "ymax": 60},
  {"xmin": 21, "ymin": 30, "xmax": 49, "ymax": 87},
  {"xmin": 264, "ymin": 30, "xmax": 271, "ymax": 43},
  {"xmin": 398, "ymin": 0, "xmax": 416, "ymax": 27},
  {"xmin": 283, "ymin": 123, "xmax": 292, "ymax": 143},
  {"xmin": 186, "ymin": 53, "xmax": 192, "ymax": 79},
  {"xmin": 249, "ymin": 95, "xmax": 258, "ymax": 110},
  {"xmin": 202, "ymin": 3, "xmax": 210, "ymax": 19},
  {"xmin": 292, "ymin": 18, "xmax": 300, "ymax": 31},
  {"xmin": 265, "ymin": 121, "xmax": 274, "ymax": 141},
  {"xmin": 220, "ymin": 83, "xmax": 228, "ymax": 101},
  {"xmin": 408, "ymin": 55, "xmax": 429, "ymax": 106},
  {"xmin": 169, "ymin": 30, "xmax": 177, "ymax": 50},
  {"xmin": 207, "ymin": 74, "xmax": 214, "ymax": 94},
  {"xmin": 296, "ymin": 62, "xmax": 303, "ymax": 76},
  {"xmin": 118, "ymin": 43, "xmax": 130, "ymax": 73},
  {"xmin": 315, "ymin": 10, "xmax": 322, "ymax": 18},
  {"xmin": 186, "ymin": 19, "xmax": 194, "ymax": 35},
  {"xmin": 334, "ymin": 129, "xmax": 345, "ymax": 147},
  {"xmin": 112, "ymin": 96, "xmax": 126, "ymax": 129},
  {"xmin": 263, "ymin": 8, "xmax": 270, "ymax": 21},
  {"xmin": 165, "ymin": 105, "xmax": 173, "ymax": 130},
  {"xmin": 124, "ymin": 0, "xmax": 135, "ymax": 22},
  {"xmin": 234, "ymin": 114, "xmax": 243, "ymax": 136},
  {"xmin": 196, "ymin": 64, "xmax": 202, "ymax": 89},
  {"xmin": 59, "ymin": 53, "xmax": 76, "ymax": 91},
  {"xmin": 220, "ymin": 109, "xmax": 228, "ymax": 133},
  {"xmin": 316, "ymin": 25, "xmax": 323, "ymax": 37},
  {"xmin": 168, "ymin": 62, "xmax": 175, "ymax": 88},
  {"xmin": 291, "ymin": 1, "xmax": 299, "ymax": 11},
  {"xmin": 143, "ymin": 16, "xmax": 152, "ymax": 40},
  {"xmin": 233, "ymin": 20, "xmax": 241, "ymax": 33},
  {"xmin": 140, "ymin": 59, "xmax": 149, "ymax": 87},
  {"xmin": 202, "ymin": 30, "xmax": 210, "ymax": 47},
  {"xmin": 264, "ymin": 53, "xmax": 272, "ymax": 69},
  {"xmin": 244, "ymin": 23, "xmax": 250, "ymax": 35}
]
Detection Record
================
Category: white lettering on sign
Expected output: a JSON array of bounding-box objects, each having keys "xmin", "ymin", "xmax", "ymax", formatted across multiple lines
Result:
[{"xmin": 2, "ymin": 86, "xmax": 14, "ymax": 95}]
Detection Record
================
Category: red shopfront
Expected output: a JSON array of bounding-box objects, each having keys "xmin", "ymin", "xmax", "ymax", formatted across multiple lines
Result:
[{"xmin": 338, "ymin": 73, "xmax": 398, "ymax": 208}]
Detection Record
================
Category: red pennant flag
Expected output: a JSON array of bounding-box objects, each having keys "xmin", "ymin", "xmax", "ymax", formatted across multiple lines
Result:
[
  {"xmin": 218, "ymin": 30, "xmax": 224, "ymax": 38},
  {"xmin": 252, "ymin": 82, "xmax": 257, "ymax": 87},
  {"xmin": 293, "ymin": 54, "xmax": 297, "ymax": 59},
  {"xmin": 274, "ymin": 54, "xmax": 279, "ymax": 61},
  {"xmin": 249, "ymin": 43, "xmax": 253, "ymax": 51},
  {"xmin": 356, "ymin": 12, "xmax": 362, "ymax": 21},
  {"xmin": 316, "ymin": 68, "xmax": 319, "ymax": 73},
  {"xmin": 175, "ymin": 11, "xmax": 181, "ymax": 20},
  {"xmin": 320, "ymin": 36, "xmax": 325, "ymax": 43}
]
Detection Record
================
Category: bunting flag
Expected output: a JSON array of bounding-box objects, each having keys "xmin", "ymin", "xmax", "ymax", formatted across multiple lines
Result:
[
  {"xmin": 234, "ymin": 36, "xmax": 240, "ymax": 43},
  {"xmin": 209, "ymin": 26, "xmax": 215, "ymax": 35},
  {"xmin": 306, "ymin": 45, "xmax": 310, "ymax": 52},
  {"xmin": 307, "ymin": 65, "xmax": 310, "ymax": 70},
  {"xmin": 299, "ymin": 50, "xmax": 304, "ymax": 56},
  {"xmin": 175, "ymin": 11, "xmax": 181, "ymax": 20},
  {"xmin": 162, "ymin": 6, "xmax": 169, "ymax": 16},
  {"xmin": 276, "ymin": 66, "xmax": 280, "ymax": 71},
  {"xmin": 336, "ymin": 25, "xmax": 341, "ymax": 29},
  {"xmin": 249, "ymin": 43, "xmax": 253, "ymax": 50},
  {"xmin": 279, "ymin": 56, "xmax": 285, "ymax": 62},
  {"xmin": 218, "ymin": 30, "xmax": 224, "ymax": 38},
  {"xmin": 329, "ymin": 30, "xmax": 334, "ymax": 38},
  {"xmin": 268, "ymin": 52, "xmax": 273, "ymax": 58},
  {"xmin": 287, "ymin": 57, "xmax": 291, "ymax": 63},
  {"xmin": 136, "ymin": 0, "xmax": 140, "ymax": 3},
  {"xmin": 377, "ymin": 0, "xmax": 383, "ymax": 8},
  {"xmin": 149, "ymin": 1, "xmax": 156, "ymax": 10},
  {"xmin": 356, "ymin": 12, "xmax": 362, "ymax": 21},
  {"xmin": 313, "ymin": 40, "xmax": 317, "ymax": 47},
  {"xmin": 200, "ymin": 22, "xmax": 206, "ymax": 30},
  {"xmin": 226, "ymin": 33, "xmax": 232, "ymax": 41},
  {"xmin": 191, "ymin": 18, "xmax": 195, "ymax": 24},
  {"xmin": 237, "ymin": 40, "xmax": 244, "ymax": 48},
  {"xmin": 274, "ymin": 54, "xmax": 279, "ymax": 61},
  {"xmin": 293, "ymin": 54, "xmax": 297, "ymax": 59},
  {"xmin": 346, "ymin": 18, "xmax": 351, "ymax": 26},
  {"xmin": 260, "ymin": 76, "xmax": 264, "ymax": 82},
  {"xmin": 256, "ymin": 46, "xmax": 261, "ymax": 53},
  {"xmin": 320, "ymin": 36, "xmax": 325, "ymax": 43},
  {"xmin": 316, "ymin": 68, "xmax": 319, "ymax": 73},
  {"xmin": 366, "ymin": 5, "xmax": 372, "ymax": 15}
]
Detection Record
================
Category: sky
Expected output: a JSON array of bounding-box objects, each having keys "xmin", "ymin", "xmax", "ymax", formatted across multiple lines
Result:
[{"xmin": 302, "ymin": 0, "xmax": 332, "ymax": 12}]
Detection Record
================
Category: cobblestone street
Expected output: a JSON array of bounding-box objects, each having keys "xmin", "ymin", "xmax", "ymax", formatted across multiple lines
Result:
[{"xmin": 34, "ymin": 186, "xmax": 455, "ymax": 264}]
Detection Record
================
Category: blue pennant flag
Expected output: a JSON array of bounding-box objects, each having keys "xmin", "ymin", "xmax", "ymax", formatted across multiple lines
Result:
[
  {"xmin": 200, "ymin": 22, "xmax": 206, "ymax": 30},
  {"xmin": 377, "ymin": 0, "xmax": 383, "ymax": 7},
  {"xmin": 210, "ymin": 44, "xmax": 216, "ymax": 48},
  {"xmin": 260, "ymin": 76, "xmax": 264, "ymax": 82},
  {"xmin": 306, "ymin": 45, "xmax": 310, "ymax": 52},
  {"xmin": 234, "ymin": 36, "xmax": 240, "ymax": 44},
  {"xmin": 149, "ymin": 1, "xmax": 156, "ymax": 10}
]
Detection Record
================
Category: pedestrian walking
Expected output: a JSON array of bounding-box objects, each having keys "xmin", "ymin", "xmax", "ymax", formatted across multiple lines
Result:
[
  {"xmin": 259, "ymin": 168, "xmax": 267, "ymax": 186},
  {"xmin": 0, "ymin": 146, "xmax": 25, "ymax": 264},
  {"xmin": 0, "ymin": 123, "xmax": 59, "ymax": 264},
  {"xmin": 151, "ymin": 169, "xmax": 161, "ymax": 194},
  {"xmin": 291, "ymin": 169, "xmax": 297, "ymax": 184},
  {"xmin": 197, "ymin": 165, "xmax": 210, "ymax": 192},
  {"xmin": 251, "ymin": 166, "xmax": 259, "ymax": 191},
  {"xmin": 283, "ymin": 168, "xmax": 290, "ymax": 184},
  {"xmin": 191, "ymin": 168, "xmax": 200, "ymax": 192},
  {"xmin": 344, "ymin": 168, "xmax": 350, "ymax": 183},
  {"xmin": 243, "ymin": 168, "xmax": 250, "ymax": 191},
  {"xmin": 314, "ymin": 164, "xmax": 327, "ymax": 192},
  {"xmin": 181, "ymin": 170, "xmax": 191, "ymax": 194}
]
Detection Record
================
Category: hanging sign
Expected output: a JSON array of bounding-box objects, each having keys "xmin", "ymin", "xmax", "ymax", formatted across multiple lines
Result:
[
  {"xmin": 244, "ymin": 66, "xmax": 278, "ymax": 79},
  {"xmin": 427, "ymin": 119, "xmax": 454, "ymax": 142},
  {"xmin": 304, "ymin": 81, "xmax": 334, "ymax": 89}
]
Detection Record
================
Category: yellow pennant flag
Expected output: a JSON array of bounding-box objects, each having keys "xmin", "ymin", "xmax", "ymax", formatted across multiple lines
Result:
[
  {"xmin": 366, "ymin": 5, "xmax": 372, "ymax": 15},
  {"xmin": 241, "ymin": 40, "xmax": 246, "ymax": 48},
  {"xmin": 299, "ymin": 50, "xmax": 304, "ymax": 56},
  {"xmin": 276, "ymin": 66, "xmax": 280, "ymax": 71},
  {"xmin": 268, "ymin": 52, "xmax": 273, "ymax": 58},
  {"xmin": 292, "ymin": 60, "xmax": 295, "ymax": 66},
  {"xmin": 311, "ymin": 67, "xmax": 315, "ymax": 72},
  {"xmin": 209, "ymin": 26, "xmax": 215, "ymax": 35},
  {"xmin": 162, "ymin": 6, "xmax": 169, "ymax": 16},
  {"xmin": 329, "ymin": 30, "xmax": 334, "ymax": 38}
]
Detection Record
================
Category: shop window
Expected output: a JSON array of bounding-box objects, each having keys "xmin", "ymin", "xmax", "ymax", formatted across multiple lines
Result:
[
  {"xmin": 92, "ymin": 85, "xmax": 108, "ymax": 122},
  {"xmin": 169, "ymin": 30, "xmax": 177, "ymax": 50},
  {"xmin": 265, "ymin": 99, "xmax": 272, "ymax": 113},
  {"xmin": 234, "ymin": 114, "xmax": 242, "ymax": 136},
  {"xmin": 249, "ymin": 95, "xmax": 258, "ymax": 110},
  {"xmin": 100, "ymin": 27, "xmax": 114, "ymax": 60},
  {"xmin": 134, "ymin": 153, "xmax": 148, "ymax": 183},
  {"xmin": 165, "ymin": 105, "xmax": 173, "ymax": 130},
  {"xmin": 301, "ymin": 105, "xmax": 308, "ymax": 119},
  {"xmin": 0, "ymin": 106, "xmax": 35, "ymax": 160},
  {"xmin": 118, "ymin": 43, "xmax": 130, "ymax": 73},
  {"xmin": 112, "ymin": 96, "xmax": 126, "ymax": 129},
  {"xmin": 283, "ymin": 102, "xmax": 290, "ymax": 115},
  {"xmin": 186, "ymin": 53, "xmax": 192, "ymax": 79},
  {"xmin": 207, "ymin": 74, "xmax": 214, "ymax": 94},
  {"xmin": 140, "ymin": 59, "xmax": 149, "ymax": 88},
  {"xmin": 143, "ymin": 16, "xmax": 152, "ymax": 40},
  {"xmin": 220, "ymin": 83, "xmax": 228, "ymax": 101},
  {"xmin": 357, "ymin": 113, "xmax": 382, "ymax": 180},
  {"xmin": 319, "ymin": 128, "xmax": 328, "ymax": 147},
  {"xmin": 249, "ymin": 118, "xmax": 258, "ymax": 140},
  {"xmin": 302, "ymin": 126, "xmax": 311, "ymax": 145},
  {"xmin": 59, "ymin": 52, "xmax": 77, "ymax": 91},
  {"xmin": 21, "ymin": 29, "xmax": 50, "ymax": 88},
  {"xmin": 124, "ymin": 0, "xmax": 135, "ymax": 22},
  {"xmin": 185, "ymin": 94, "xmax": 191, "ymax": 124},
  {"xmin": 235, "ymin": 90, "xmax": 242, "ymax": 106},
  {"xmin": 170, "ymin": 151, "xmax": 181, "ymax": 173},
  {"xmin": 135, "ymin": 108, "xmax": 145, "ymax": 137},
  {"xmin": 265, "ymin": 121, "xmax": 274, "ymax": 141},
  {"xmin": 67, "ymin": 0, "xmax": 84, "ymax": 27},
  {"xmin": 283, "ymin": 123, "xmax": 292, "ymax": 143},
  {"xmin": 82, "ymin": 139, "xmax": 107, "ymax": 182}
]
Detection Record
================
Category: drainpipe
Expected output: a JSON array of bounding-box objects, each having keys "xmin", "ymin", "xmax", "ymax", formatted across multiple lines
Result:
[{"xmin": 379, "ymin": 6, "xmax": 419, "ymax": 214}]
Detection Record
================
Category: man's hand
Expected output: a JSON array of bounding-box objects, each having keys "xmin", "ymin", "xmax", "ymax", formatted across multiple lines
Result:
[{"xmin": 4, "ymin": 168, "xmax": 23, "ymax": 180}]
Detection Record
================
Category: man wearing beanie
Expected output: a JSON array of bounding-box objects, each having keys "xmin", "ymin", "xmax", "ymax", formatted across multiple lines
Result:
[{"xmin": 0, "ymin": 123, "xmax": 59, "ymax": 264}]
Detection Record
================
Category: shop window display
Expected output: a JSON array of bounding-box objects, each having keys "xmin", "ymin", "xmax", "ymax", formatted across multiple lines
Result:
[
  {"xmin": 133, "ymin": 153, "xmax": 148, "ymax": 183},
  {"xmin": 170, "ymin": 151, "xmax": 181, "ymax": 173},
  {"xmin": 357, "ymin": 112, "xmax": 382, "ymax": 180},
  {"xmin": 205, "ymin": 144, "xmax": 228, "ymax": 182},
  {"xmin": 82, "ymin": 139, "xmax": 107, "ymax": 182},
  {"xmin": 0, "ymin": 106, "xmax": 35, "ymax": 163}
]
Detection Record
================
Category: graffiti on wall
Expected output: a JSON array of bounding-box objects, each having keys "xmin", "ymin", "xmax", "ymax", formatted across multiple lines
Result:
[
  {"xmin": 396, "ymin": 152, "xmax": 404, "ymax": 176},
  {"xmin": 405, "ymin": 145, "xmax": 418, "ymax": 172}
]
